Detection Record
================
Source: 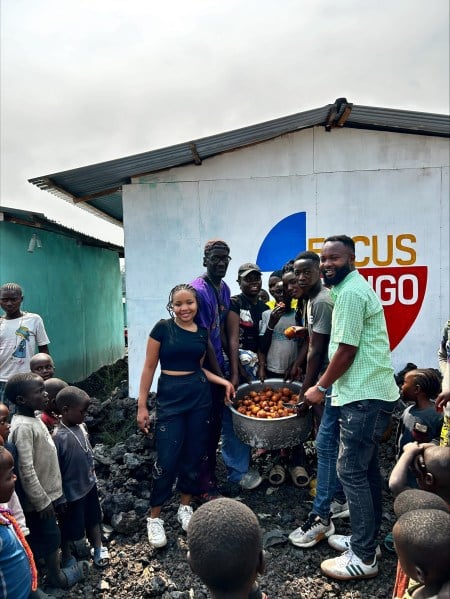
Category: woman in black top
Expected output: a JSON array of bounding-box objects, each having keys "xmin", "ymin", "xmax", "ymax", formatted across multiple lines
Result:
[{"xmin": 137, "ymin": 284, "xmax": 234, "ymax": 549}]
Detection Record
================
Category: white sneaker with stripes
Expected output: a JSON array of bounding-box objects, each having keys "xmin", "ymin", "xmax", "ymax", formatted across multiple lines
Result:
[{"xmin": 320, "ymin": 549, "xmax": 378, "ymax": 580}]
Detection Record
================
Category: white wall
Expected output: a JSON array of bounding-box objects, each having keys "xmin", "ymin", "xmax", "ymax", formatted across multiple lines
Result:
[{"xmin": 123, "ymin": 126, "xmax": 449, "ymax": 397}]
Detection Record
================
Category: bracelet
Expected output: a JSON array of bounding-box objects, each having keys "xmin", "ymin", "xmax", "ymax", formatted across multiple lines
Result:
[
  {"xmin": 316, "ymin": 384, "xmax": 327, "ymax": 394},
  {"xmin": 267, "ymin": 326, "xmax": 274, "ymax": 332}
]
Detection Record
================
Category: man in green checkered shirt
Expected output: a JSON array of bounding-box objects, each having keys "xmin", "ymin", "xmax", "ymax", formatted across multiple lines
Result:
[{"xmin": 305, "ymin": 235, "xmax": 399, "ymax": 581}]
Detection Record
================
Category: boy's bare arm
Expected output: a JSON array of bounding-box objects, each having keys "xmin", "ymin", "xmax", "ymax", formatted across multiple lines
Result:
[{"xmin": 389, "ymin": 442, "xmax": 434, "ymax": 497}]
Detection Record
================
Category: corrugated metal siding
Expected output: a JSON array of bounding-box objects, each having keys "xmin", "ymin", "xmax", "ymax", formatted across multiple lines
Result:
[{"xmin": 28, "ymin": 101, "xmax": 449, "ymax": 223}]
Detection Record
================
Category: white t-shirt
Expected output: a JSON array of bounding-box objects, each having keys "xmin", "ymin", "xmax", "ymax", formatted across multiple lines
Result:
[{"xmin": 0, "ymin": 312, "xmax": 50, "ymax": 381}]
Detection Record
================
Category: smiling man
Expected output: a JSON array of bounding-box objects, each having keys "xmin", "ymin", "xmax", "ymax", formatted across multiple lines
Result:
[{"xmin": 304, "ymin": 235, "xmax": 399, "ymax": 581}]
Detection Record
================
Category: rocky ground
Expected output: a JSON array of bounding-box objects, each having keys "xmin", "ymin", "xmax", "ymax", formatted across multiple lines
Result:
[{"xmin": 44, "ymin": 360, "xmax": 399, "ymax": 598}]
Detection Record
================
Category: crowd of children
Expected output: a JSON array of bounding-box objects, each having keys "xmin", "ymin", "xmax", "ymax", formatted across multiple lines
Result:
[
  {"xmin": 2, "ymin": 265, "xmax": 450, "ymax": 598},
  {"xmin": 0, "ymin": 284, "xmax": 110, "ymax": 597}
]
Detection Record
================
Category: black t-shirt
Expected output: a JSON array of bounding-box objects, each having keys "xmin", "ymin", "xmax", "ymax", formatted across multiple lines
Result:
[
  {"xmin": 150, "ymin": 319, "xmax": 208, "ymax": 371},
  {"xmin": 230, "ymin": 294, "xmax": 267, "ymax": 353}
]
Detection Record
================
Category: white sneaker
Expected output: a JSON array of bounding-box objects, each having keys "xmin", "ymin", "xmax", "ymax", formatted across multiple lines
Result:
[
  {"xmin": 289, "ymin": 513, "xmax": 335, "ymax": 548},
  {"xmin": 240, "ymin": 469, "xmax": 263, "ymax": 490},
  {"xmin": 328, "ymin": 534, "xmax": 382, "ymax": 559},
  {"xmin": 147, "ymin": 517, "xmax": 167, "ymax": 548},
  {"xmin": 177, "ymin": 505, "xmax": 194, "ymax": 532},
  {"xmin": 321, "ymin": 549, "xmax": 378, "ymax": 580},
  {"xmin": 330, "ymin": 498, "xmax": 350, "ymax": 519}
]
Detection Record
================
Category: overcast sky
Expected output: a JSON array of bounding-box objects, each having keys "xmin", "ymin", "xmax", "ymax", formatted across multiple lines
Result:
[{"xmin": 1, "ymin": 0, "xmax": 448, "ymax": 245}]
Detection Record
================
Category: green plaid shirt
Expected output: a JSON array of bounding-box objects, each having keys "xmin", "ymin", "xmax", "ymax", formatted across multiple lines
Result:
[{"xmin": 329, "ymin": 270, "xmax": 399, "ymax": 406}]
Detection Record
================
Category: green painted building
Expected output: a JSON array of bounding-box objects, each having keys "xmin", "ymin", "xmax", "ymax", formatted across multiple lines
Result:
[{"xmin": 0, "ymin": 207, "xmax": 124, "ymax": 383}]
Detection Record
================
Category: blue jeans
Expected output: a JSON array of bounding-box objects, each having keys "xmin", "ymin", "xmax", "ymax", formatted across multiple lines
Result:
[
  {"xmin": 337, "ymin": 399, "xmax": 396, "ymax": 561},
  {"xmin": 221, "ymin": 406, "xmax": 251, "ymax": 482},
  {"xmin": 311, "ymin": 395, "xmax": 345, "ymax": 520}
]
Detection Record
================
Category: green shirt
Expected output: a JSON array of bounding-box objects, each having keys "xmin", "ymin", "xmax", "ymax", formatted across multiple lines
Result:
[{"xmin": 329, "ymin": 270, "xmax": 399, "ymax": 406}]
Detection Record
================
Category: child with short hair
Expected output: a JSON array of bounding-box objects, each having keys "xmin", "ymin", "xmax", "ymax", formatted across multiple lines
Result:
[
  {"xmin": 40, "ymin": 377, "xmax": 68, "ymax": 432},
  {"xmin": 53, "ymin": 386, "xmax": 109, "ymax": 568},
  {"xmin": 30, "ymin": 353, "xmax": 55, "ymax": 381},
  {"xmin": 0, "ymin": 446, "xmax": 38, "ymax": 598},
  {"xmin": 393, "ymin": 509, "xmax": 450, "ymax": 598},
  {"xmin": 187, "ymin": 498, "xmax": 267, "ymax": 599},
  {"xmin": 389, "ymin": 442, "xmax": 450, "ymax": 598},
  {"xmin": 6, "ymin": 372, "xmax": 89, "ymax": 588},
  {"xmin": 0, "ymin": 402, "xmax": 29, "ymax": 536}
]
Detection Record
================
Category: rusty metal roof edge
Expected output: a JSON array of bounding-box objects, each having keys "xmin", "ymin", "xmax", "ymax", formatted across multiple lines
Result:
[
  {"xmin": 28, "ymin": 101, "xmax": 449, "ymax": 201},
  {"xmin": 0, "ymin": 205, "xmax": 124, "ymax": 255}
]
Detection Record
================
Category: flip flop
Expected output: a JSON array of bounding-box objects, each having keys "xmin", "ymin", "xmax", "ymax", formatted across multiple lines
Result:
[
  {"xmin": 61, "ymin": 560, "xmax": 90, "ymax": 588},
  {"xmin": 268, "ymin": 464, "xmax": 286, "ymax": 485},
  {"xmin": 384, "ymin": 531, "xmax": 395, "ymax": 553},
  {"xmin": 289, "ymin": 466, "xmax": 310, "ymax": 488},
  {"xmin": 91, "ymin": 546, "xmax": 110, "ymax": 568}
]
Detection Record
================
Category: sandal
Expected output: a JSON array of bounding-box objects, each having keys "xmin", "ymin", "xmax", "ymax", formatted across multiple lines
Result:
[
  {"xmin": 268, "ymin": 464, "xmax": 286, "ymax": 486},
  {"xmin": 384, "ymin": 531, "xmax": 395, "ymax": 553},
  {"xmin": 289, "ymin": 466, "xmax": 310, "ymax": 488},
  {"xmin": 91, "ymin": 546, "xmax": 110, "ymax": 568},
  {"xmin": 61, "ymin": 559, "xmax": 90, "ymax": 588}
]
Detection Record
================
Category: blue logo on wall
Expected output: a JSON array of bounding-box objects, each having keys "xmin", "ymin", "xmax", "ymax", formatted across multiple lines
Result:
[{"xmin": 256, "ymin": 212, "xmax": 307, "ymax": 271}]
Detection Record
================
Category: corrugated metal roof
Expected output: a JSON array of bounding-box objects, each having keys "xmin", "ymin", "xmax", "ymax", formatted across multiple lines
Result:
[
  {"xmin": 28, "ymin": 99, "xmax": 450, "ymax": 224},
  {"xmin": 0, "ymin": 206, "xmax": 124, "ymax": 256}
]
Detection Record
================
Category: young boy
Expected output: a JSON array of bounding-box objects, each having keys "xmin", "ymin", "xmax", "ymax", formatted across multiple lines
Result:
[
  {"xmin": 389, "ymin": 442, "xmax": 450, "ymax": 598},
  {"xmin": 30, "ymin": 353, "xmax": 55, "ymax": 381},
  {"xmin": 0, "ymin": 402, "xmax": 29, "ymax": 535},
  {"xmin": 187, "ymin": 498, "xmax": 266, "ymax": 599},
  {"xmin": 53, "ymin": 386, "xmax": 109, "ymax": 568},
  {"xmin": 393, "ymin": 509, "xmax": 450, "ymax": 598},
  {"xmin": 40, "ymin": 377, "xmax": 68, "ymax": 432},
  {"xmin": 0, "ymin": 446, "xmax": 37, "ymax": 598},
  {"xmin": 0, "ymin": 283, "xmax": 50, "ymax": 405},
  {"xmin": 5, "ymin": 372, "xmax": 89, "ymax": 588}
]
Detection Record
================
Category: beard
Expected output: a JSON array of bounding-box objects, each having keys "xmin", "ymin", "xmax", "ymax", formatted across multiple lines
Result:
[{"xmin": 322, "ymin": 262, "xmax": 353, "ymax": 287}]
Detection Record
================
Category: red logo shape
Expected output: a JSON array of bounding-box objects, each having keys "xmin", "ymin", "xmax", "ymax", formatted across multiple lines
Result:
[{"xmin": 359, "ymin": 266, "xmax": 427, "ymax": 350}]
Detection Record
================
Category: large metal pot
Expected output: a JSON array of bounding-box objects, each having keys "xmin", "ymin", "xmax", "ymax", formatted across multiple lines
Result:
[{"xmin": 229, "ymin": 379, "xmax": 312, "ymax": 449}]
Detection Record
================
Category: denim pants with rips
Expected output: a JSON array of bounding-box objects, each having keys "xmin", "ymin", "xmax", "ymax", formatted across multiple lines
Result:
[
  {"xmin": 311, "ymin": 395, "xmax": 346, "ymax": 520},
  {"xmin": 337, "ymin": 398, "xmax": 397, "ymax": 562}
]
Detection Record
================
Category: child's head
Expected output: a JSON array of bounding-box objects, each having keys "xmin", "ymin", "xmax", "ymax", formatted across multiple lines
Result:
[
  {"xmin": 0, "ymin": 404, "xmax": 10, "ymax": 445},
  {"xmin": 393, "ymin": 488, "xmax": 449, "ymax": 518},
  {"xmin": 401, "ymin": 368, "xmax": 441, "ymax": 403},
  {"xmin": 55, "ymin": 386, "xmax": 90, "ymax": 426},
  {"xmin": 393, "ymin": 509, "xmax": 450, "ymax": 590},
  {"xmin": 187, "ymin": 498, "xmax": 264, "ymax": 597},
  {"xmin": 4, "ymin": 373, "xmax": 48, "ymax": 412},
  {"xmin": 258, "ymin": 289, "xmax": 270, "ymax": 304},
  {"xmin": 410, "ymin": 445, "xmax": 450, "ymax": 503},
  {"xmin": 166, "ymin": 284, "xmax": 199, "ymax": 322},
  {"xmin": 268, "ymin": 271, "xmax": 282, "ymax": 299},
  {"xmin": 30, "ymin": 353, "xmax": 55, "ymax": 381},
  {"xmin": 0, "ymin": 446, "xmax": 16, "ymax": 503},
  {"xmin": 0, "ymin": 282, "xmax": 23, "ymax": 318},
  {"xmin": 44, "ymin": 378, "xmax": 68, "ymax": 414}
]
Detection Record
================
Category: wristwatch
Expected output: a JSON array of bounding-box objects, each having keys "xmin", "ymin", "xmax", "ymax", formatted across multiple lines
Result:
[{"xmin": 316, "ymin": 384, "xmax": 327, "ymax": 394}]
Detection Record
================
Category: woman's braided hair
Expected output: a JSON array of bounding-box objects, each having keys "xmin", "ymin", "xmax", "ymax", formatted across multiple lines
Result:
[
  {"xmin": 411, "ymin": 368, "xmax": 442, "ymax": 399},
  {"xmin": 166, "ymin": 284, "xmax": 199, "ymax": 318}
]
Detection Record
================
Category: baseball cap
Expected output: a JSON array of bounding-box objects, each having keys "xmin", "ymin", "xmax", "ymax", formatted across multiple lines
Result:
[{"xmin": 238, "ymin": 263, "xmax": 262, "ymax": 278}]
